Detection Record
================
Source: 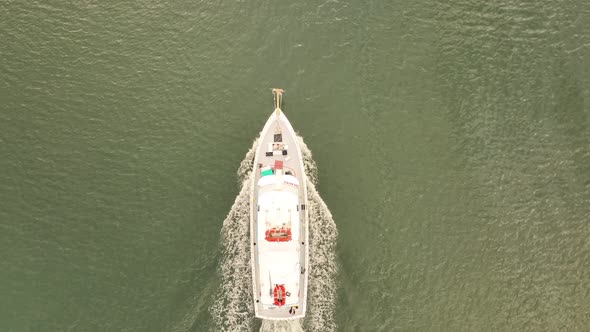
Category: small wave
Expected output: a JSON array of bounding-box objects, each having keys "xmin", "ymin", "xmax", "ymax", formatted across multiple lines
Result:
[{"xmin": 259, "ymin": 319, "xmax": 305, "ymax": 332}]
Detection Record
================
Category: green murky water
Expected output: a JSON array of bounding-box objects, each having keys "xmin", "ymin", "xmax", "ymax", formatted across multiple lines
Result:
[{"xmin": 1, "ymin": 1, "xmax": 589, "ymax": 331}]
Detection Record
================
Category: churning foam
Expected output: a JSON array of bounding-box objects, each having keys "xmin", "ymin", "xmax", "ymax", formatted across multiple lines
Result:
[{"xmin": 211, "ymin": 137, "xmax": 338, "ymax": 332}]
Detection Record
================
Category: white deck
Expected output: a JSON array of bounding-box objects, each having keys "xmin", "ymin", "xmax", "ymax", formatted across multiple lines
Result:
[
  {"xmin": 250, "ymin": 104, "xmax": 309, "ymax": 320},
  {"xmin": 256, "ymin": 183, "xmax": 301, "ymax": 307}
]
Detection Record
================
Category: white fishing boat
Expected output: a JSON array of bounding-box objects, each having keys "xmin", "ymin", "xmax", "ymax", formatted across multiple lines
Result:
[{"xmin": 250, "ymin": 89, "xmax": 309, "ymax": 320}]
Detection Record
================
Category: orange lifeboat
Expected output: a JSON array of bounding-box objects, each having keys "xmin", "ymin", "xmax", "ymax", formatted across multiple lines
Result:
[
  {"xmin": 273, "ymin": 284, "xmax": 287, "ymax": 306},
  {"xmin": 265, "ymin": 227, "xmax": 292, "ymax": 242}
]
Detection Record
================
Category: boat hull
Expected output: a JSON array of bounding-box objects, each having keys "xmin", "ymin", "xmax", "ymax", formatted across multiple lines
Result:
[{"xmin": 250, "ymin": 105, "xmax": 309, "ymax": 320}]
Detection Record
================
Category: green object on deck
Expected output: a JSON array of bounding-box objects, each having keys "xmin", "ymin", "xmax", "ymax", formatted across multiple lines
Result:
[{"xmin": 261, "ymin": 169, "xmax": 274, "ymax": 177}]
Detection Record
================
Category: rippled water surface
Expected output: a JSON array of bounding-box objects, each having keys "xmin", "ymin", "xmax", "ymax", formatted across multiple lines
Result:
[{"xmin": 1, "ymin": 1, "xmax": 589, "ymax": 331}]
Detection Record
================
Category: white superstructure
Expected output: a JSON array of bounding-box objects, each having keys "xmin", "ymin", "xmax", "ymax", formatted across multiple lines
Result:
[{"xmin": 250, "ymin": 89, "xmax": 309, "ymax": 320}]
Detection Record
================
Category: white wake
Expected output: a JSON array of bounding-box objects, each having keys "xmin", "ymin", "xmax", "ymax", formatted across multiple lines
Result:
[{"xmin": 210, "ymin": 137, "xmax": 338, "ymax": 332}]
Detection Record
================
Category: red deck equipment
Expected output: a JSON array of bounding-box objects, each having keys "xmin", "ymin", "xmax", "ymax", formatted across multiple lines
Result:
[
  {"xmin": 273, "ymin": 284, "xmax": 287, "ymax": 306},
  {"xmin": 265, "ymin": 227, "xmax": 292, "ymax": 242}
]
